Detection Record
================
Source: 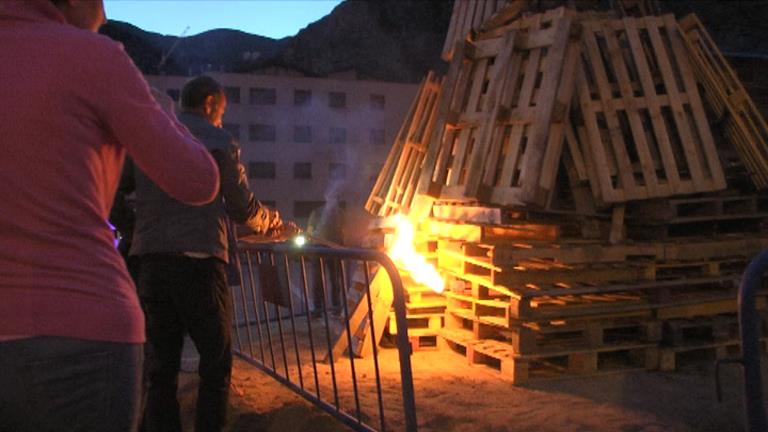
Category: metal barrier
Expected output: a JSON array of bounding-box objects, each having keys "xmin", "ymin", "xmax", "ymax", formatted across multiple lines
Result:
[
  {"xmin": 716, "ymin": 249, "xmax": 768, "ymax": 432},
  {"xmin": 230, "ymin": 241, "xmax": 418, "ymax": 432}
]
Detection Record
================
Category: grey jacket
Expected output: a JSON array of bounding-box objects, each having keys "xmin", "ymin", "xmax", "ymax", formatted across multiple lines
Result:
[{"xmin": 128, "ymin": 112, "xmax": 268, "ymax": 262}]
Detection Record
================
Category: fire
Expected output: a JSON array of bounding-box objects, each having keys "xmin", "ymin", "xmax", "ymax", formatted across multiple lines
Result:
[{"xmin": 388, "ymin": 214, "xmax": 444, "ymax": 293}]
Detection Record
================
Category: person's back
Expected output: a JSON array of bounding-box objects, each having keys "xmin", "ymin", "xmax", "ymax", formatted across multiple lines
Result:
[
  {"xmin": 0, "ymin": 2, "xmax": 220, "ymax": 431},
  {"xmin": 131, "ymin": 113, "xmax": 236, "ymax": 260},
  {"xmin": 0, "ymin": 0, "xmax": 143, "ymax": 340},
  {"xmin": 132, "ymin": 75, "xmax": 284, "ymax": 432}
]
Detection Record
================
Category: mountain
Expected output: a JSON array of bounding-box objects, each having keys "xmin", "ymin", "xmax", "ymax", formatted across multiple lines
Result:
[
  {"xmin": 99, "ymin": 21, "xmax": 286, "ymax": 76},
  {"xmin": 100, "ymin": 0, "xmax": 452, "ymax": 82},
  {"xmin": 276, "ymin": 0, "xmax": 452, "ymax": 82}
]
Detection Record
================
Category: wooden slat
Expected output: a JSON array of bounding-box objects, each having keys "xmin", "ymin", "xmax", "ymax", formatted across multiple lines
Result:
[
  {"xmin": 602, "ymin": 19, "xmax": 664, "ymax": 197},
  {"xmin": 623, "ymin": 16, "xmax": 683, "ymax": 193},
  {"xmin": 517, "ymin": 13, "xmax": 573, "ymax": 204},
  {"xmin": 663, "ymin": 14, "xmax": 725, "ymax": 191},
  {"xmin": 573, "ymin": 15, "xmax": 725, "ymax": 203},
  {"xmin": 678, "ymin": 13, "xmax": 768, "ymax": 188}
]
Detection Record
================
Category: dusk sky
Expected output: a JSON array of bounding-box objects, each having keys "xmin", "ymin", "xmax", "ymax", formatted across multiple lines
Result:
[{"xmin": 103, "ymin": 0, "xmax": 344, "ymax": 39}]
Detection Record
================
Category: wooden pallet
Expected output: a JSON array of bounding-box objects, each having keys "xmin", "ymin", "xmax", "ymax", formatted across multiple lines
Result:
[
  {"xmin": 418, "ymin": 8, "xmax": 581, "ymax": 208},
  {"xmin": 446, "ymin": 306, "xmax": 661, "ymax": 355},
  {"xmin": 366, "ymin": 73, "xmax": 443, "ymax": 216},
  {"xmin": 386, "ymin": 315, "xmax": 441, "ymax": 351},
  {"xmin": 659, "ymin": 339, "xmax": 768, "ymax": 372},
  {"xmin": 441, "ymin": 247, "xmax": 654, "ymax": 286},
  {"xmin": 441, "ymin": 0, "xmax": 514, "ymax": 61},
  {"xmin": 679, "ymin": 13, "xmax": 768, "ymax": 189},
  {"xmin": 387, "ymin": 312, "xmax": 443, "ymax": 335},
  {"xmin": 440, "ymin": 327, "xmax": 658, "ymax": 384},
  {"xmin": 627, "ymin": 216, "xmax": 768, "ymax": 241},
  {"xmin": 661, "ymin": 314, "xmax": 739, "ymax": 346},
  {"xmin": 423, "ymin": 219, "xmax": 560, "ymax": 244},
  {"xmin": 445, "ymin": 269, "xmax": 760, "ymax": 321},
  {"xmin": 627, "ymin": 194, "xmax": 768, "ymax": 223},
  {"xmin": 613, "ymin": 0, "xmax": 660, "ymax": 17},
  {"xmin": 574, "ymin": 15, "xmax": 726, "ymax": 204}
]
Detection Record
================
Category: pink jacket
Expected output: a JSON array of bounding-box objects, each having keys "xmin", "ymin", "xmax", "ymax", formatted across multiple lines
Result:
[{"xmin": 0, "ymin": 1, "xmax": 220, "ymax": 343}]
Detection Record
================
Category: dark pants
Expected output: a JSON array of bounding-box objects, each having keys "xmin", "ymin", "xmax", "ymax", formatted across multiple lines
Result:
[
  {"xmin": 0, "ymin": 336, "xmax": 142, "ymax": 432},
  {"xmin": 137, "ymin": 255, "xmax": 232, "ymax": 432}
]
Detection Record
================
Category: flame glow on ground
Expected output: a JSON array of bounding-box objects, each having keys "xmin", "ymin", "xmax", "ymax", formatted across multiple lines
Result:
[{"xmin": 388, "ymin": 214, "xmax": 444, "ymax": 293}]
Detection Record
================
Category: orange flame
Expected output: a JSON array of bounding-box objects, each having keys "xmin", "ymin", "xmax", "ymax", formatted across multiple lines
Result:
[{"xmin": 388, "ymin": 214, "xmax": 444, "ymax": 293}]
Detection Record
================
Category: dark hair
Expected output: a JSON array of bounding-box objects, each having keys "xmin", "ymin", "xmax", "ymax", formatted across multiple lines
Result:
[{"xmin": 180, "ymin": 75, "xmax": 223, "ymax": 110}]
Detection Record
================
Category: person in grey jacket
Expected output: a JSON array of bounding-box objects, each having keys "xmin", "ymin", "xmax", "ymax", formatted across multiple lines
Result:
[{"xmin": 127, "ymin": 75, "xmax": 286, "ymax": 432}]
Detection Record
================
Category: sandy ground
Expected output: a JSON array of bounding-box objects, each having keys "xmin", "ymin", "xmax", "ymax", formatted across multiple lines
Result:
[{"xmin": 176, "ymin": 319, "xmax": 767, "ymax": 432}]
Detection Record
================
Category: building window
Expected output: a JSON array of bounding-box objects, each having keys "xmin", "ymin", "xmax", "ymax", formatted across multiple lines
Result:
[
  {"xmin": 329, "ymin": 163, "xmax": 347, "ymax": 180},
  {"xmin": 370, "ymin": 128, "xmax": 386, "ymax": 145},
  {"xmin": 223, "ymin": 123, "xmax": 240, "ymax": 140},
  {"xmin": 294, "ymin": 89, "xmax": 312, "ymax": 106},
  {"xmin": 293, "ymin": 201, "xmax": 325, "ymax": 219},
  {"xmin": 370, "ymin": 94, "xmax": 385, "ymax": 110},
  {"xmin": 293, "ymin": 162, "xmax": 312, "ymax": 179},
  {"xmin": 329, "ymin": 127, "xmax": 347, "ymax": 144},
  {"xmin": 248, "ymin": 161, "xmax": 276, "ymax": 179},
  {"xmin": 293, "ymin": 126, "xmax": 312, "ymax": 143},
  {"xmin": 329, "ymin": 91, "xmax": 346, "ymax": 109},
  {"xmin": 250, "ymin": 87, "xmax": 276, "ymax": 105},
  {"xmin": 166, "ymin": 89, "xmax": 180, "ymax": 101},
  {"xmin": 249, "ymin": 124, "xmax": 276, "ymax": 142},
  {"xmin": 224, "ymin": 87, "xmax": 241, "ymax": 104}
]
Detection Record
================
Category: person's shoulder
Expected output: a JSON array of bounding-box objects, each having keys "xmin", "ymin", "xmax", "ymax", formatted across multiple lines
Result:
[
  {"xmin": 179, "ymin": 114, "xmax": 237, "ymax": 151},
  {"xmin": 56, "ymin": 25, "xmax": 126, "ymax": 58}
]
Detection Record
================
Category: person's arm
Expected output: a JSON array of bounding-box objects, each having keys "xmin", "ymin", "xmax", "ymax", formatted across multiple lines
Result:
[
  {"xmin": 87, "ymin": 41, "xmax": 219, "ymax": 205},
  {"xmin": 211, "ymin": 142, "xmax": 281, "ymax": 234}
]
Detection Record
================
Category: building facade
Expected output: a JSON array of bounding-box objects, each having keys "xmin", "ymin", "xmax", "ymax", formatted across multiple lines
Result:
[{"xmin": 145, "ymin": 72, "xmax": 418, "ymax": 227}]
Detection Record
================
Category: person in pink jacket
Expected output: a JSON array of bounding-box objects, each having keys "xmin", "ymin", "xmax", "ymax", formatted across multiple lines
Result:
[{"xmin": 0, "ymin": 1, "xmax": 220, "ymax": 431}]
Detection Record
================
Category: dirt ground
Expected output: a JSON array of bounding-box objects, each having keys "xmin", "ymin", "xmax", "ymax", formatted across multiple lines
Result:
[{"xmin": 178, "ymin": 337, "xmax": 766, "ymax": 432}]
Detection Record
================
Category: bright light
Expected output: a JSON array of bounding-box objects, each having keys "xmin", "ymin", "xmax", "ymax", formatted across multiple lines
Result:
[
  {"xmin": 388, "ymin": 214, "xmax": 444, "ymax": 293},
  {"xmin": 294, "ymin": 235, "xmax": 307, "ymax": 247}
]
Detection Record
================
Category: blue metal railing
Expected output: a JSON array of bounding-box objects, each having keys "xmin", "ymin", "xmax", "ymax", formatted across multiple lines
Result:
[{"xmin": 717, "ymin": 249, "xmax": 768, "ymax": 432}]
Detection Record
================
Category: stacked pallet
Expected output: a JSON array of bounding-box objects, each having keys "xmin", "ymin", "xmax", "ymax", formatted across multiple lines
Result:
[
  {"xmin": 365, "ymin": 1, "xmax": 768, "ymax": 383},
  {"xmin": 429, "ymin": 199, "xmax": 768, "ymax": 382}
]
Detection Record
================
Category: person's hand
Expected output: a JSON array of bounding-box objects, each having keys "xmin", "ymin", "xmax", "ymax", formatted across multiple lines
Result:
[
  {"xmin": 246, "ymin": 205, "xmax": 286, "ymax": 235},
  {"xmin": 267, "ymin": 221, "xmax": 301, "ymax": 240}
]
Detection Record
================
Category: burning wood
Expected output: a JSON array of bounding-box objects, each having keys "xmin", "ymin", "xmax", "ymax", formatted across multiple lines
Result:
[{"xmin": 387, "ymin": 215, "xmax": 444, "ymax": 294}]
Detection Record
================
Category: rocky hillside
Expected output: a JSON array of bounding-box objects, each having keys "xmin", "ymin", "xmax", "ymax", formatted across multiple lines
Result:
[
  {"xmin": 100, "ymin": 0, "xmax": 452, "ymax": 82},
  {"xmin": 100, "ymin": 0, "xmax": 767, "ymax": 83}
]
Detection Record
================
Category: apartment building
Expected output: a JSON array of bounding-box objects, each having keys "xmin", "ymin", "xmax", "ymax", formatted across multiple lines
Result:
[{"xmin": 145, "ymin": 71, "xmax": 418, "ymax": 227}]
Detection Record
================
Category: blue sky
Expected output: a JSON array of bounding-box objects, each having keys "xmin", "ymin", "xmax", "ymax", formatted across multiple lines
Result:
[{"xmin": 104, "ymin": 0, "xmax": 344, "ymax": 39}]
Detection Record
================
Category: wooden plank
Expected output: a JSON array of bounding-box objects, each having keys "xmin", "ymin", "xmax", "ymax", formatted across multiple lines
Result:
[
  {"xmin": 643, "ymin": 16, "xmax": 706, "ymax": 186},
  {"xmin": 602, "ymin": 19, "xmax": 664, "ymax": 197},
  {"xmin": 576, "ymin": 41, "xmax": 624, "ymax": 202},
  {"xmin": 581, "ymin": 20, "xmax": 642, "ymax": 200},
  {"xmin": 413, "ymin": 41, "xmax": 469, "ymax": 219},
  {"xmin": 490, "ymin": 242, "xmax": 663, "ymax": 266},
  {"xmin": 493, "ymin": 27, "xmax": 545, "ymax": 202},
  {"xmin": 464, "ymin": 31, "xmax": 518, "ymax": 197},
  {"xmin": 424, "ymin": 219, "xmax": 560, "ymax": 243},
  {"xmin": 663, "ymin": 14, "xmax": 725, "ymax": 190},
  {"xmin": 623, "ymin": 16, "xmax": 684, "ymax": 194},
  {"xmin": 441, "ymin": 0, "xmax": 463, "ymax": 60},
  {"xmin": 536, "ymin": 35, "xmax": 581, "ymax": 196},
  {"xmin": 519, "ymin": 14, "xmax": 573, "ymax": 204},
  {"xmin": 366, "ymin": 77, "xmax": 425, "ymax": 215}
]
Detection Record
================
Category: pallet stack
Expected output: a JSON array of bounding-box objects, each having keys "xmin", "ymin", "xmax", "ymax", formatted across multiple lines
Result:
[{"xmin": 366, "ymin": 0, "xmax": 768, "ymax": 383}]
